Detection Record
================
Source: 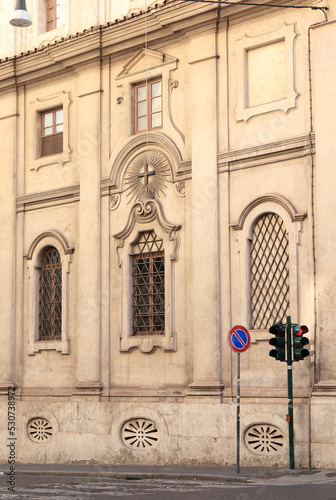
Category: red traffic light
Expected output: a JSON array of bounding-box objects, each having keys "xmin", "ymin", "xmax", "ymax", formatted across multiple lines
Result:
[{"xmin": 293, "ymin": 324, "xmax": 309, "ymax": 336}]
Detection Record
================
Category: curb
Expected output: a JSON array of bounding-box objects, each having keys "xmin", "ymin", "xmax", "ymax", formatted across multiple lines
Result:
[{"xmin": 10, "ymin": 470, "xmax": 250, "ymax": 483}]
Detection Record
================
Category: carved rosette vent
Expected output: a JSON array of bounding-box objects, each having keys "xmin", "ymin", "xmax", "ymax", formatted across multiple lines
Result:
[
  {"xmin": 244, "ymin": 423, "xmax": 284, "ymax": 455},
  {"xmin": 121, "ymin": 418, "xmax": 159, "ymax": 450},
  {"xmin": 27, "ymin": 418, "xmax": 53, "ymax": 443}
]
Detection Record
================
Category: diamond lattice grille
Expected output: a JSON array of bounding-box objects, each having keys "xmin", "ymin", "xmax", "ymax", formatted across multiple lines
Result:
[
  {"xmin": 39, "ymin": 246, "xmax": 62, "ymax": 340},
  {"xmin": 132, "ymin": 231, "xmax": 165, "ymax": 335},
  {"xmin": 250, "ymin": 213, "xmax": 289, "ymax": 329}
]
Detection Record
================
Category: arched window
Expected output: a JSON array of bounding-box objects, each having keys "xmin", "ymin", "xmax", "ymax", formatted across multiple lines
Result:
[
  {"xmin": 24, "ymin": 231, "xmax": 73, "ymax": 354},
  {"xmin": 39, "ymin": 246, "xmax": 62, "ymax": 341},
  {"xmin": 250, "ymin": 213, "xmax": 290, "ymax": 329},
  {"xmin": 114, "ymin": 200, "xmax": 181, "ymax": 353},
  {"xmin": 131, "ymin": 230, "xmax": 165, "ymax": 336}
]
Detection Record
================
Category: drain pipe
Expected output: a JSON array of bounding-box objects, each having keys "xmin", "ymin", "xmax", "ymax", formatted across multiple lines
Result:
[{"xmin": 306, "ymin": 6, "xmax": 328, "ymax": 469}]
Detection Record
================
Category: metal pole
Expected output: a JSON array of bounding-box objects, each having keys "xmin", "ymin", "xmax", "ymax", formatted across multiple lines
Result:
[
  {"xmin": 237, "ymin": 353, "xmax": 240, "ymax": 474},
  {"xmin": 286, "ymin": 316, "xmax": 295, "ymax": 469}
]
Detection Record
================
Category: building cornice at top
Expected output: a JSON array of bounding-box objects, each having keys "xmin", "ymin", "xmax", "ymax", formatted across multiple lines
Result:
[
  {"xmin": 0, "ymin": 0, "xmax": 327, "ymax": 86},
  {"xmin": 0, "ymin": 0, "xmax": 215, "ymax": 85}
]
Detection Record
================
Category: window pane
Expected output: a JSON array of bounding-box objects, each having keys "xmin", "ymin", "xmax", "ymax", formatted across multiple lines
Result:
[
  {"xmin": 137, "ymin": 85, "xmax": 147, "ymax": 101},
  {"xmin": 151, "ymin": 96, "xmax": 161, "ymax": 113},
  {"xmin": 137, "ymin": 100, "xmax": 147, "ymax": 117},
  {"xmin": 55, "ymin": 109, "xmax": 63, "ymax": 125},
  {"xmin": 151, "ymin": 81, "xmax": 161, "ymax": 98},
  {"xmin": 151, "ymin": 112, "xmax": 162, "ymax": 128},
  {"xmin": 55, "ymin": 124, "xmax": 63, "ymax": 133},
  {"xmin": 137, "ymin": 116, "xmax": 148, "ymax": 132},
  {"xmin": 43, "ymin": 113, "xmax": 53, "ymax": 128},
  {"xmin": 43, "ymin": 126, "xmax": 53, "ymax": 136}
]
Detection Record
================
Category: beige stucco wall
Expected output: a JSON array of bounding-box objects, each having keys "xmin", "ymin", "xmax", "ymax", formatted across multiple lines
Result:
[{"xmin": 0, "ymin": 0, "xmax": 335, "ymax": 469}]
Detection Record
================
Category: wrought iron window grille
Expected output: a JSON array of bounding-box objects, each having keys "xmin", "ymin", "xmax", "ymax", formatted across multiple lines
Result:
[
  {"xmin": 250, "ymin": 213, "xmax": 290, "ymax": 330},
  {"xmin": 132, "ymin": 231, "xmax": 165, "ymax": 336},
  {"xmin": 39, "ymin": 246, "xmax": 62, "ymax": 341}
]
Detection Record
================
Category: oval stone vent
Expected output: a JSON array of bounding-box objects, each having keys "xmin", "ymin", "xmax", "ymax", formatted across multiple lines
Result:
[
  {"xmin": 121, "ymin": 418, "xmax": 159, "ymax": 450},
  {"xmin": 27, "ymin": 418, "xmax": 53, "ymax": 443},
  {"xmin": 244, "ymin": 423, "xmax": 284, "ymax": 455}
]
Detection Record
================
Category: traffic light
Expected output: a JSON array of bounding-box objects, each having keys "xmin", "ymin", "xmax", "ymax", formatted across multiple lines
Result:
[
  {"xmin": 269, "ymin": 321, "xmax": 286, "ymax": 361},
  {"xmin": 292, "ymin": 324, "xmax": 309, "ymax": 361}
]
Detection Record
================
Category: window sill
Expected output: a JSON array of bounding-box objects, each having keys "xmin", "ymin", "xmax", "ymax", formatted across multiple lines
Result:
[
  {"xmin": 29, "ymin": 149, "xmax": 71, "ymax": 172},
  {"xmin": 28, "ymin": 339, "xmax": 70, "ymax": 355},
  {"xmin": 120, "ymin": 333, "xmax": 176, "ymax": 354}
]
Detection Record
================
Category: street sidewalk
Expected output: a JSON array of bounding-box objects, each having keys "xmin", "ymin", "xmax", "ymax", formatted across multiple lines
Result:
[{"xmin": 1, "ymin": 463, "xmax": 336, "ymax": 485}]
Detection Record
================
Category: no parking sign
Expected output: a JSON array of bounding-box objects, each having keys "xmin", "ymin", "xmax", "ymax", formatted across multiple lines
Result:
[{"xmin": 227, "ymin": 325, "xmax": 251, "ymax": 353}]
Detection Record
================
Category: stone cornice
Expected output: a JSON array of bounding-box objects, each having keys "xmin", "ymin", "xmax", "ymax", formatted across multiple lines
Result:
[
  {"xmin": 218, "ymin": 134, "xmax": 315, "ymax": 172},
  {"xmin": 16, "ymin": 185, "xmax": 80, "ymax": 212},
  {"xmin": 0, "ymin": 0, "xmax": 267, "ymax": 85}
]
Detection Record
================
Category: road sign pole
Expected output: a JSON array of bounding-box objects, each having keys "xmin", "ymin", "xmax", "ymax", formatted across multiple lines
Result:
[
  {"xmin": 227, "ymin": 325, "xmax": 251, "ymax": 475},
  {"xmin": 237, "ymin": 353, "xmax": 241, "ymax": 474},
  {"xmin": 286, "ymin": 316, "xmax": 295, "ymax": 469}
]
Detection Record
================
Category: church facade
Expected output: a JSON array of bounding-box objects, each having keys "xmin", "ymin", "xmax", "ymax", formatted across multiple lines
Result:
[{"xmin": 0, "ymin": 0, "xmax": 336, "ymax": 468}]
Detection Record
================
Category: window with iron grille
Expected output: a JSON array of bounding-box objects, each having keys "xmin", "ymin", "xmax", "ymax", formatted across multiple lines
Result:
[
  {"xmin": 46, "ymin": 0, "xmax": 60, "ymax": 31},
  {"xmin": 250, "ymin": 213, "xmax": 289, "ymax": 330},
  {"xmin": 134, "ymin": 78, "xmax": 162, "ymax": 133},
  {"xmin": 132, "ymin": 231, "xmax": 165, "ymax": 335},
  {"xmin": 40, "ymin": 108, "xmax": 63, "ymax": 157},
  {"xmin": 39, "ymin": 246, "xmax": 62, "ymax": 341}
]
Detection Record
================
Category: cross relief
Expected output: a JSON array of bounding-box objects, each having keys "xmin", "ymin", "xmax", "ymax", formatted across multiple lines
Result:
[
  {"xmin": 124, "ymin": 150, "xmax": 170, "ymax": 204},
  {"xmin": 138, "ymin": 162, "xmax": 155, "ymax": 186}
]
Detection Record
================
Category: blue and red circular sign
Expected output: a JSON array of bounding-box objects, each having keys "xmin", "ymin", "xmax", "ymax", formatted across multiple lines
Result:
[{"xmin": 228, "ymin": 325, "xmax": 251, "ymax": 353}]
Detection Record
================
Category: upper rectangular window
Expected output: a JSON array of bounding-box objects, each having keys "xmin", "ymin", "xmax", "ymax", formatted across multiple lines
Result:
[
  {"xmin": 40, "ymin": 108, "xmax": 63, "ymax": 157},
  {"xmin": 46, "ymin": 0, "xmax": 60, "ymax": 32},
  {"xmin": 134, "ymin": 78, "xmax": 162, "ymax": 133}
]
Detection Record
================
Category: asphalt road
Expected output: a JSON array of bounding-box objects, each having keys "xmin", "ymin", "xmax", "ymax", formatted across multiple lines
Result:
[{"xmin": 0, "ymin": 476, "xmax": 336, "ymax": 500}]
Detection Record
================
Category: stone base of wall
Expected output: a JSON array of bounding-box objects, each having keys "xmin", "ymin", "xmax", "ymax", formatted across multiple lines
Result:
[{"xmin": 2, "ymin": 396, "xmax": 329, "ymax": 468}]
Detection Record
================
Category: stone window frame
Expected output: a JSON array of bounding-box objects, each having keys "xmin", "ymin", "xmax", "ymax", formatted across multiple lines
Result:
[
  {"xmin": 24, "ymin": 231, "xmax": 74, "ymax": 355},
  {"xmin": 115, "ymin": 48, "xmax": 178, "ymax": 138},
  {"xmin": 114, "ymin": 200, "xmax": 180, "ymax": 353},
  {"xmin": 230, "ymin": 195, "xmax": 306, "ymax": 335},
  {"xmin": 28, "ymin": 91, "xmax": 72, "ymax": 172},
  {"xmin": 235, "ymin": 23, "xmax": 299, "ymax": 123}
]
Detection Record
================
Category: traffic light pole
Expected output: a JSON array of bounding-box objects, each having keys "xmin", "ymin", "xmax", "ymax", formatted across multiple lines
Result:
[
  {"xmin": 286, "ymin": 316, "xmax": 295, "ymax": 469},
  {"xmin": 269, "ymin": 317, "xmax": 310, "ymax": 470}
]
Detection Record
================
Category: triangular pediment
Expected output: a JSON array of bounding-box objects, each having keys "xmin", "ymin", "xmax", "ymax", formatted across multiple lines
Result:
[{"xmin": 117, "ymin": 49, "xmax": 177, "ymax": 79}]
